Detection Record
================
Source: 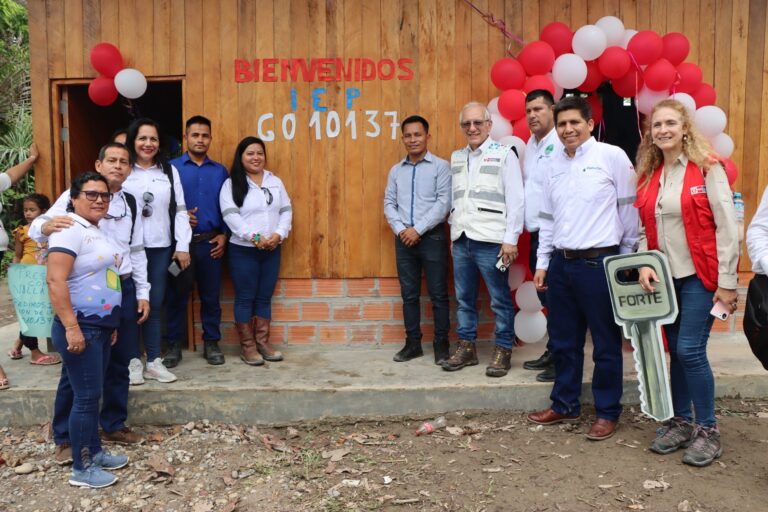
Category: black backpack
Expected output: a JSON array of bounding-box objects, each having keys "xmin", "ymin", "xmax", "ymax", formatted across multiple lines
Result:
[
  {"xmin": 744, "ymin": 273, "xmax": 768, "ymax": 371},
  {"xmin": 124, "ymin": 191, "xmax": 138, "ymax": 246}
]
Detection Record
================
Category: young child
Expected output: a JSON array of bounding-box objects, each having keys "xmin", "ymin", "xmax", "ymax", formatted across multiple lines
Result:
[{"xmin": 9, "ymin": 193, "xmax": 61, "ymax": 365}]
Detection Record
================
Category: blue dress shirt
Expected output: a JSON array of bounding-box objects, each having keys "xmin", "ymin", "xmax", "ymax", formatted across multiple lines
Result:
[{"xmin": 169, "ymin": 152, "xmax": 229, "ymax": 234}]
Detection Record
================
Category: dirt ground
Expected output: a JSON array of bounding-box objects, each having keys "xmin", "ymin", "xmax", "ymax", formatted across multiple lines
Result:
[{"xmin": 0, "ymin": 397, "xmax": 767, "ymax": 512}]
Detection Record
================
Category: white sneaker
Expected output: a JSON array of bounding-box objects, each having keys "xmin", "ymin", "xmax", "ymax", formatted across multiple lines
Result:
[
  {"xmin": 128, "ymin": 358, "xmax": 145, "ymax": 386},
  {"xmin": 144, "ymin": 357, "xmax": 177, "ymax": 383}
]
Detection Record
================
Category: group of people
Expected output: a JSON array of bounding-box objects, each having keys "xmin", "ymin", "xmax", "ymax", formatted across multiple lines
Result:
[{"xmin": 385, "ymin": 92, "xmax": 740, "ymax": 469}]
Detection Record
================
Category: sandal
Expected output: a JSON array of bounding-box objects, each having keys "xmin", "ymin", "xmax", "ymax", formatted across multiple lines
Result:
[
  {"xmin": 30, "ymin": 354, "xmax": 62, "ymax": 366},
  {"xmin": 0, "ymin": 378, "xmax": 9, "ymax": 390},
  {"xmin": 7, "ymin": 348, "xmax": 22, "ymax": 360}
]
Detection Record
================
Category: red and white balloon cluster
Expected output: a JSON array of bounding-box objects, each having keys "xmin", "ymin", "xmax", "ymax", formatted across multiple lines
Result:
[
  {"xmin": 488, "ymin": 16, "xmax": 735, "ymax": 163},
  {"xmin": 88, "ymin": 43, "xmax": 148, "ymax": 107},
  {"xmin": 508, "ymin": 268, "xmax": 547, "ymax": 344}
]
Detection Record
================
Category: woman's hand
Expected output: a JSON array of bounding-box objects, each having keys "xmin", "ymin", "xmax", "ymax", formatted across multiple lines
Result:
[
  {"xmin": 173, "ymin": 251, "xmax": 191, "ymax": 270},
  {"xmin": 638, "ymin": 267, "xmax": 659, "ymax": 293},
  {"xmin": 66, "ymin": 325, "xmax": 86, "ymax": 354},
  {"xmin": 28, "ymin": 143, "xmax": 39, "ymax": 163},
  {"xmin": 264, "ymin": 233, "xmax": 282, "ymax": 250},
  {"xmin": 714, "ymin": 287, "xmax": 738, "ymax": 312}
]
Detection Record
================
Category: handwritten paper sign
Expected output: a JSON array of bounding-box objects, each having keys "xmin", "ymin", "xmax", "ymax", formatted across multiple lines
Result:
[{"xmin": 7, "ymin": 264, "xmax": 53, "ymax": 337}]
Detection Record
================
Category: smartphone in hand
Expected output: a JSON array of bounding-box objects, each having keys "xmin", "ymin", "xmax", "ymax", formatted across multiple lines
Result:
[
  {"xmin": 168, "ymin": 260, "xmax": 182, "ymax": 277},
  {"xmin": 710, "ymin": 300, "xmax": 731, "ymax": 321}
]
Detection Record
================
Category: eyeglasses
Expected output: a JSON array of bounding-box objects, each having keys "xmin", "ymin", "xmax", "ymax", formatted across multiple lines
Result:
[
  {"xmin": 104, "ymin": 195, "xmax": 128, "ymax": 220},
  {"xmin": 82, "ymin": 191, "xmax": 113, "ymax": 202},
  {"xmin": 261, "ymin": 187, "xmax": 273, "ymax": 206},
  {"xmin": 460, "ymin": 120, "xmax": 488, "ymax": 130},
  {"xmin": 142, "ymin": 191, "xmax": 154, "ymax": 218}
]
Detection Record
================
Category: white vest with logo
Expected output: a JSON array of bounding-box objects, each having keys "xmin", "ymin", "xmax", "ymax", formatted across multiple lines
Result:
[{"xmin": 449, "ymin": 141, "xmax": 511, "ymax": 243}]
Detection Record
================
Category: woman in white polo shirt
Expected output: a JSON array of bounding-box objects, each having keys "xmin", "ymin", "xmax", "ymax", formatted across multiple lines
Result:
[
  {"xmin": 220, "ymin": 137, "xmax": 292, "ymax": 365},
  {"xmin": 47, "ymin": 172, "xmax": 128, "ymax": 488}
]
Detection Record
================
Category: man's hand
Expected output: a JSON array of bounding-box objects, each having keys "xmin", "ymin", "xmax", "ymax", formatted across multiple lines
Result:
[
  {"xmin": 209, "ymin": 234, "xmax": 227, "ymax": 259},
  {"xmin": 498, "ymin": 243, "xmax": 518, "ymax": 265},
  {"xmin": 533, "ymin": 269, "xmax": 548, "ymax": 291},
  {"xmin": 42, "ymin": 215, "xmax": 75, "ymax": 236},
  {"xmin": 188, "ymin": 207, "xmax": 199, "ymax": 229},
  {"xmin": 137, "ymin": 299, "xmax": 150, "ymax": 324},
  {"xmin": 399, "ymin": 227, "xmax": 421, "ymax": 247},
  {"xmin": 28, "ymin": 143, "xmax": 39, "ymax": 162},
  {"xmin": 173, "ymin": 251, "xmax": 191, "ymax": 270}
]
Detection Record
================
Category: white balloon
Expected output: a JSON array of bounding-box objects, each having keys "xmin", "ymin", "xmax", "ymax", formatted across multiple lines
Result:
[
  {"xmin": 490, "ymin": 113, "xmax": 513, "ymax": 140},
  {"xmin": 547, "ymin": 72, "xmax": 564, "ymax": 101},
  {"xmin": 552, "ymin": 53, "xmax": 588, "ymax": 90},
  {"xmin": 498, "ymin": 135, "xmax": 526, "ymax": 162},
  {"xmin": 514, "ymin": 310, "xmax": 548, "ymax": 343},
  {"xmin": 506, "ymin": 263, "xmax": 527, "ymax": 290},
  {"xmin": 114, "ymin": 68, "xmax": 147, "ymax": 99},
  {"xmin": 488, "ymin": 96, "xmax": 500, "ymax": 116},
  {"xmin": 621, "ymin": 29, "xmax": 638, "ymax": 49},
  {"xmin": 596, "ymin": 16, "xmax": 626, "ymax": 47},
  {"xmin": 694, "ymin": 106, "xmax": 727, "ymax": 138},
  {"xmin": 710, "ymin": 132, "xmax": 734, "ymax": 158},
  {"xmin": 572, "ymin": 24, "xmax": 608, "ymax": 61},
  {"xmin": 515, "ymin": 281, "xmax": 542, "ymax": 312},
  {"xmin": 668, "ymin": 92, "xmax": 696, "ymax": 114},
  {"xmin": 636, "ymin": 87, "xmax": 669, "ymax": 115}
]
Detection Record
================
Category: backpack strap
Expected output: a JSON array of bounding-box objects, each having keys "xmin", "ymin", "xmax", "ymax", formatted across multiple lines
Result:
[
  {"xmin": 161, "ymin": 161, "xmax": 177, "ymax": 244},
  {"xmin": 124, "ymin": 191, "xmax": 138, "ymax": 246}
]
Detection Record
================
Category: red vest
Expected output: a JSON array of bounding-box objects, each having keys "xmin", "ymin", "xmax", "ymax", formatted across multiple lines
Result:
[{"xmin": 635, "ymin": 160, "xmax": 719, "ymax": 291}]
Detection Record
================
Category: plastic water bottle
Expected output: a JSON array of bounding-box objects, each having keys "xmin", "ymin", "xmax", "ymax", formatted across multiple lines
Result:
[
  {"xmin": 734, "ymin": 192, "xmax": 745, "ymax": 251},
  {"xmin": 414, "ymin": 416, "xmax": 447, "ymax": 436}
]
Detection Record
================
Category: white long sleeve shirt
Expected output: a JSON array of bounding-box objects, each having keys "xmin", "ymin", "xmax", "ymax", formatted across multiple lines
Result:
[
  {"xmin": 523, "ymin": 128, "xmax": 562, "ymax": 232},
  {"xmin": 29, "ymin": 189, "xmax": 151, "ymax": 302},
  {"xmin": 537, "ymin": 137, "xmax": 639, "ymax": 270},
  {"xmin": 219, "ymin": 171, "xmax": 293, "ymax": 247},
  {"xmin": 122, "ymin": 163, "xmax": 192, "ymax": 252},
  {"xmin": 748, "ymin": 186, "xmax": 768, "ymax": 275}
]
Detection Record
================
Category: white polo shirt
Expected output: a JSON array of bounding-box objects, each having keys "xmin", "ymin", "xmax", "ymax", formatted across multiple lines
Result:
[{"xmin": 523, "ymin": 128, "xmax": 562, "ymax": 232}]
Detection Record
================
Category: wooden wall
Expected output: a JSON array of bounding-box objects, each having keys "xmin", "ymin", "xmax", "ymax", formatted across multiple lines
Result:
[{"xmin": 29, "ymin": 0, "xmax": 766, "ymax": 276}]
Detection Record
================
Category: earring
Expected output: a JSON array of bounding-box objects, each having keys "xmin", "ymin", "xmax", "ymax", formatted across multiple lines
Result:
[{"xmin": 683, "ymin": 134, "xmax": 689, "ymax": 143}]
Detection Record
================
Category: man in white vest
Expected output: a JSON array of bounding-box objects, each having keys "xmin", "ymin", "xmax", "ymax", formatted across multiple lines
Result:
[{"xmin": 442, "ymin": 101, "xmax": 524, "ymax": 377}]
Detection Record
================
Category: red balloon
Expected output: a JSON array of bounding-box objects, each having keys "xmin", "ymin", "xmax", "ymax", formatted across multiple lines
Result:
[
  {"xmin": 490, "ymin": 57, "xmax": 526, "ymax": 91},
  {"xmin": 627, "ymin": 30, "xmax": 664, "ymax": 66},
  {"xmin": 675, "ymin": 62, "xmax": 703, "ymax": 94},
  {"xmin": 523, "ymin": 74, "xmax": 555, "ymax": 95},
  {"xmin": 644, "ymin": 58, "xmax": 676, "ymax": 91},
  {"xmin": 579, "ymin": 60, "xmax": 604, "ymax": 92},
  {"xmin": 498, "ymin": 89, "xmax": 526, "ymax": 121},
  {"xmin": 540, "ymin": 22, "xmax": 573, "ymax": 57},
  {"xmin": 662, "ymin": 32, "xmax": 690, "ymax": 66},
  {"xmin": 691, "ymin": 83, "xmax": 717, "ymax": 107},
  {"xmin": 587, "ymin": 95, "xmax": 603, "ymax": 124},
  {"xmin": 518, "ymin": 41, "xmax": 556, "ymax": 76},
  {"xmin": 612, "ymin": 68, "xmax": 644, "ymax": 97},
  {"xmin": 513, "ymin": 116, "xmax": 531, "ymax": 143},
  {"xmin": 722, "ymin": 158, "xmax": 738, "ymax": 186},
  {"xmin": 598, "ymin": 47, "xmax": 631, "ymax": 80},
  {"xmin": 90, "ymin": 42, "xmax": 124, "ymax": 78},
  {"xmin": 88, "ymin": 77, "xmax": 118, "ymax": 106}
]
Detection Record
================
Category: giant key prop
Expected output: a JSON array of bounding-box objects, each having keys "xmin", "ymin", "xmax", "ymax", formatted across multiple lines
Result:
[{"xmin": 604, "ymin": 251, "xmax": 678, "ymax": 422}]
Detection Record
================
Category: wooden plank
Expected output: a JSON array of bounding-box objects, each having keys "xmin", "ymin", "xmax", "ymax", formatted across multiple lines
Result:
[
  {"xmin": 46, "ymin": 0, "xmax": 66, "ymax": 78},
  {"xmin": 326, "ymin": 0, "xmax": 345, "ymax": 277},
  {"xmin": 217, "ymin": 0, "xmax": 238, "ymax": 170},
  {"xmin": 64, "ymin": 0, "xmax": 84, "ymax": 77},
  {"xmin": 603, "ymin": 0, "xmax": 621, "ymax": 18},
  {"xmin": 236, "ymin": 0, "xmax": 257, "ymax": 142},
  {"xmin": 665, "ymin": 0, "xmax": 684, "ymax": 34},
  {"xmin": 99, "ymin": 0, "xmax": 119, "ymax": 47},
  {"xmin": 569, "ymin": 0, "xmax": 587, "ymax": 31},
  {"xmin": 552, "ymin": 0, "xmax": 570, "ymax": 25},
  {"xmin": 434, "ymin": 0, "xmax": 454, "ymax": 159},
  {"xmin": 470, "ymin": 0, "xmax": 489, "ymax": 101},
  {"xmin": 713, "ymin": 0, "xmax": 733, "ymax": 115},
  {"xmin": 586, "ymin": 0, "xmax": 605, "ymax": 25},
  {"xmin": 153, "ymin": 0, "xmax": 171, "ymax": 76},
  {"xmin": 635, "ymin": 0, "xmax": 651, "ymax": 30},
  {"xmin": 522, "ymin": 0, "xmax": 540, "ymax": 45},
  {"xmin": 169, "ymin": 0, "xmax": 185, "ymax": 75},
  {"xmin": 81, "ymin": 0, "xmax": 100, "ymax": 78},
  {"xmin": 538, "ymin": 0, "xmax": 556, "ymax": 30},
  {"xmin": 183, "ymin": 0, "xmax": 204, "ymax": 118},
  {"xmin": 117, "ymin": 0, "xmax": 140, "ymax": 70},
  {"xmin": 28, "ymin": 0, "xmax": 54, "ymax": 199},
  {"xmin": 201, "ymin": 0, "xmax": 221, "ymax": 143},
  {"xmin": 620, "ymin": 0, "xmax": 638, "ymax": 31},
  {"xmin": 649, "ymin": 0, "xmax": 667, "ymax": 35},
  {"xmin": 682, "ymin": 0, "xmax": 700, "ymax": 63},
  {"xmin": 698, "ymin": 0, "xmax": 716, "ymax": 83}
]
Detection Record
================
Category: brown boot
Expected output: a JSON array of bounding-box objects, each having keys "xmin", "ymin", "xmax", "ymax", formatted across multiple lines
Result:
[
  {"xmin": 236, "ymin": 322, "xmax": 264, "ymax": 366},
  {"xmin": 485, "ymin": 345, "xmax": 512, "ymax": 377},
  {"xmin": 440, "ymin": 340, "xmax": 478, "ymax": 371},
  {"xmin": 252, "ymin": 317, "xmax": 283, "ymax": 362}
]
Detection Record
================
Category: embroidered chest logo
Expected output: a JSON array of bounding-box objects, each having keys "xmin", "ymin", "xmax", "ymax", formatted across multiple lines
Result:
[
  {"xmin": 545, "ymin": 144, "xmax": 554, "ymax": 155},
  {"xmin": 690, "ymin": 185, "xmax": 707, "ymax": 195}
]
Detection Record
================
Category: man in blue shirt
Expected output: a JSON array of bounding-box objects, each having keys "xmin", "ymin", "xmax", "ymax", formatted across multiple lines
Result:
[
  {"xmin": 384, "ymin": 115, "xmax": 452, "ymax": 364},
  {"xmin": 165, "ymin": 116, "xmax": 229, "ymax": 367}
]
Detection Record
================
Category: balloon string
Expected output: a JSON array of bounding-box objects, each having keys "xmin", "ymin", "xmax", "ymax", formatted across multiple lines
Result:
[
  {"xmin": 461, "ymin": 0, "xmax": 526, "ymax": 48},
  {"xmin": 627, "ymin": 52, "xmax": 644, "ymax": 141}
]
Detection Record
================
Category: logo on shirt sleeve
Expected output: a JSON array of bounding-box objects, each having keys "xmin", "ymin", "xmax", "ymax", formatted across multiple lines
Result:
[{"xmin": 690, "ymin": 185, "xmax": 707, "ymax": 195}]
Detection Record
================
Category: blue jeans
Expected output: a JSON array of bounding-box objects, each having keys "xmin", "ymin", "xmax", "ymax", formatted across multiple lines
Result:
[
  {"xmin": 395, "ymin": 225, "xmax": 450, "ymax": 341},
  {"xmin": 143, "ymin": 246, "xmax": 173, "ymax": 360},
  {"xmin": 51, "ymin": 320, "xmax": 112, "ymax": 470},
  {"xmin": 452, "ymin": 235, "xmax": 515, "ymax": 348},
  {"xmin": 665, "ymin": 275, "xmax": 717, "ymax": 427},
  {"xmin": 228, "ymin": 243, "xmax": 281, "ymax": 323},
  {"xmin": 546, "ymin": 251, "xmax": 623, "ymax": 420},
  {"xmin": 166, "ymin": 241, "xmax": 223, "ymax": 343}
]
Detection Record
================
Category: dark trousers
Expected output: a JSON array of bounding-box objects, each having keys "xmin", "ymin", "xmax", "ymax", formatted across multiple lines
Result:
[
  {"xmin": 394, "ymin": 225, "xmax": 450, "ymax": 341},
  {"xmin": 143, "ymin": 246, "xmax": 173, "ymax": 361},
  {"xmin": 166, "ymin": 240, "xmax": 223, "ymax": 344},
  {"xmin": 528, "ymin": 230, "xmax": 547, "ymax": 307},
  {"xmin": 546, "ymin": 251, "xmax": 623, "ymax": 420},
  {"xmin": 228, "ymin": 243, "xmax": 281, "ymax": 322}
]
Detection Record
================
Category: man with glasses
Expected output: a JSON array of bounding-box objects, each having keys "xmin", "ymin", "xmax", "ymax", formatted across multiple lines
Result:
[
  {"xmin": 443, "ymin": 102, "xmax": 524, "ymax": 378},
  {"xmin": 30, "ymin": 143, "xmax": 150, "ymax": 459},
  {"xmin": 166, "ymin": 116, "xmax": 229, "ymax": 367}
]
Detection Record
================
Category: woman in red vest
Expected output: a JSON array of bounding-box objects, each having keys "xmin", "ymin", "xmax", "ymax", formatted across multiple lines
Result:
[{"xmin": 634, "ymin": 99, "xmax": 739, "ymax": 467}]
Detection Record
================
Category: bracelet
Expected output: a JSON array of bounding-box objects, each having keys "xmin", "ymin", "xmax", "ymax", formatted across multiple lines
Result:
[{"xmin": 64, "ymin": 324, "xmax": 79, "ymax": 330}]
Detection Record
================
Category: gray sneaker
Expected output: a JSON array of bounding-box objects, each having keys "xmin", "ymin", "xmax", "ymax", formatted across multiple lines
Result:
[
  {"xmin": 69, "ymin": 465, "xmax": 118, "ymax": 488},
  {"xmin": 649, "ymin": 417, "xmax": 694, "ymax": 454},
  {"xmin": 682, "ymin": 425, "xmax": 722, "ymax": 467}
]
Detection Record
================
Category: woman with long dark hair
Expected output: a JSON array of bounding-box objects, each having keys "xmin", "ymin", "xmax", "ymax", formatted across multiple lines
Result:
[
  {"xmin": 122, "ymin": 118, "xmax": 191, "ymax": 383},
  {"xmin": 219, "ymin": 137, "xmax": 292, "ymax": 365}
]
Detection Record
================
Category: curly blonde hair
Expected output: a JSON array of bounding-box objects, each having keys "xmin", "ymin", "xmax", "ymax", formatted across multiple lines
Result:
[{"xmin": 636, "ymin": 99, "xmax": 718, "ymax": 188}]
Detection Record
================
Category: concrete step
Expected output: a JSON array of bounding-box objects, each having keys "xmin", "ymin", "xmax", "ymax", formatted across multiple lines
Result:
[{"xmin": 1, "ymin": 321, "xmax": 767, "ymax": 426}]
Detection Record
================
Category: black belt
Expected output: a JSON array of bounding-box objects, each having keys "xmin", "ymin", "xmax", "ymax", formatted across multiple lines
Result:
[
  {"xmin": 192, "ymin": 230, "xmax": 220, "ymax": 243},
  {"xmin": 120, "ymin": 272, "xmax": 132, "ymax": 281},
  {"xmin": 557, "ymin": 246, "xmax": 619, "ymax": 260}
]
